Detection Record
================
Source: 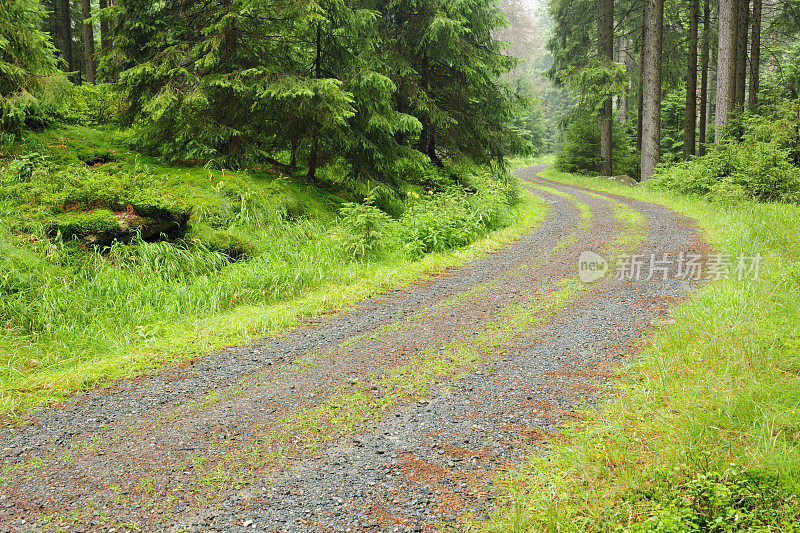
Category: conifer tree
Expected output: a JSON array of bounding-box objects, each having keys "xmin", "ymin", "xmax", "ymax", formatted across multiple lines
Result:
[{"xmin": 0, "ymin": 0, "xmax": 65, "ymax": 134}]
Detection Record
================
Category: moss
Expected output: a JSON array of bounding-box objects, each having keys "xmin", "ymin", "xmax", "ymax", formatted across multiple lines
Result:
[
  {"xmin": 131, "ymin": 190, "xmax": 192, "ymax": 223},
  {"xmin": 45, "ymin": 209, "xmax": 120, "ymax": 240},
  {"xmin": 187, "ymin": 225, "xmax": 255, "ymax": 260},
  {"xmin": 274, "ymin": 193, "xmax": 308, "ymax": 220}
]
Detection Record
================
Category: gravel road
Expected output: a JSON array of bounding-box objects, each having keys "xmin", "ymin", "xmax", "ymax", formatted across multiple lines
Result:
[{"xmin": 0, "ymin": 167, "xmax": 709, "ymax": 532}]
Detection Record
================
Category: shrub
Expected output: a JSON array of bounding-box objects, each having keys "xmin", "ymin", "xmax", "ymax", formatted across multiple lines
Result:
[
  {"xmin": 627, "ymin": 468, "xmax": 800, "ymax": 532},
  {"xmin": 652, "ymin": 141, "xmax": 800, "ymax": 204},
  {"xmin": 62, "ymin": 84, "xmax": 125, "ymax": 127},
  {"xmin": 399, "ymin": 183, "xmax": 511, "ymax": 258},
  {"xmin": 336, "ymin": 195, "xmax": 397, "ymax": 259},
  {"xmin": 556, "ymin": 115, "xmax": 640, "ymax": 178}
]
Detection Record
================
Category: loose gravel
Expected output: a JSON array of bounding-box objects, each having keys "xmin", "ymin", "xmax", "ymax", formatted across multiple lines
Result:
[{"xmin": 0, "ymin": 166, "xmax": 709, "ymax": 532}]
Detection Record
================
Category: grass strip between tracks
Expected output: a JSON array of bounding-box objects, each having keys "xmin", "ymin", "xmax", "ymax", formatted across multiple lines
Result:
[{"xmin": 482, "ymin": 169, "xmax": 800, "ymax": 532}]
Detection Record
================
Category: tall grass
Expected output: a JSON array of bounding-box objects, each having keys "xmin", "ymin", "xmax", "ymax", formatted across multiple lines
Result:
[
  {"xmin": 0, "ymin": 160, "xmax": 534, "ymax": 413},
  {"xmin": 483, "ymin": 170, "xmax": 800, "ymax": 532}
]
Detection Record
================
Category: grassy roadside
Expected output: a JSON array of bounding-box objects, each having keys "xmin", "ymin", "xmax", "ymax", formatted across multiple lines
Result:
[
  {"xmin": 482, "ymin": 168, "xmax": 800, "ymax": 531},
  {"xmin": 0, "ymin": 184, "xmax": 548, "ymax": 417}
]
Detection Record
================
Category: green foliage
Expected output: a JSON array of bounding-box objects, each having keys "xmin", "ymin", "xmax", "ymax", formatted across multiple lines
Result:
[
  {"xmin": 399, "ymin": 176, "xmax": 513, "ymax": 258},
  {"xmin": 509, "ymin": 76, "xmax": 547, "ymax": 156},
  {"xmin": 653, "ymin": 141, "xmax": 800, "ymax": 204},
  {"xmin": 187, "ymin": 225, "xmax": 255, "ymax": 260},
  {"xmin": 564, "ymin": 58, "xmax": 628, "ymax": 116},
  {"xmin": 652, "ymin": 99, "xmax": 800, "ymax": 204},
  {"xmin": 660, "ymin": 88, "xmax": 689, "ymax": 164},
  {"xmin": 627, "ymin": 468, "xmax": 800, "ymax": 533},
  {"xmin": 0, "ymin": 0, "xmax": 69, "ymax": 135},
  {"xmin": 108, "ymin": 0, "xmax": 523, "ymax": 186},
  {"xmin": 62, "ymin": 84, "xmax": 126, "ymax": 127},
  {"xmin": 555, "ymin": 115, "xmax": 639, "ymax": 177},
  {"xmin": 337, "ymin": 193, "xmax": 396, "ymax": 259}
]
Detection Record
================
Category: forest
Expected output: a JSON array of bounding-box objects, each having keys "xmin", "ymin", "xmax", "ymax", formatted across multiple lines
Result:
[{"xmin": 2, "ymin": 0, "xmax": 800, "ymax": 531}]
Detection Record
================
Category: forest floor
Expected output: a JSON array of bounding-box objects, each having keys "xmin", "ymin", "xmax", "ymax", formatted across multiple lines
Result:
[{"xmin": 0, "ymin": 166, "xmax": 708, "ymax": 532}]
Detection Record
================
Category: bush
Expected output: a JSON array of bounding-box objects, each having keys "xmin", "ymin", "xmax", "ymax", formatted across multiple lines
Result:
[
  {"xmin": 399, "ymin": 182, "xmax": 511, "ymax": 258},
  {"xmin": 62, "ymin": 84, "xmax": 125, "ymax": 127},
  {"xmin": 652, "ymin": 141, "xmax": 800, "ymax": 204},
  {"xmin": 337, "ymin": 195, "xmax": 397, "ymax": 259},
  {"xmin": 556, "ymin": 115, "xmax": 640, "ymax": 178},
  {"xmin": 627, "ymin": 468, "xmax": 799, "ymax": 532}
]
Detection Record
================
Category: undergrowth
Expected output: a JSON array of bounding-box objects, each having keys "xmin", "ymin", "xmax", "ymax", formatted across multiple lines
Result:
[
  {"xmin": 0, "ymin": 126, "xmax": 533, "ymax": 415},
  {"xmin": 482, "ymin": 168, "xmax": 800, "ymax": 532}
]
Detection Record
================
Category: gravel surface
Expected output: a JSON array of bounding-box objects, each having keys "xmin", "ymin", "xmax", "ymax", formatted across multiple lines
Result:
[{"xmin": 0, "ymin": 166, "xmax": 709, "ymax": 532}]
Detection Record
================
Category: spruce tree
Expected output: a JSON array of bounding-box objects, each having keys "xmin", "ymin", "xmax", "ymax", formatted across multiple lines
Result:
[{"xmin": 0, "ymin": 0, "xmax": 64, "ymax": 135}]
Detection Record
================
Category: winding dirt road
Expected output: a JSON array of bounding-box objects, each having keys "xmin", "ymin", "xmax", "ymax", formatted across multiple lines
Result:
[{"xmin": 0, "ymin": 167, "xmax": 709, "ymax": 532}]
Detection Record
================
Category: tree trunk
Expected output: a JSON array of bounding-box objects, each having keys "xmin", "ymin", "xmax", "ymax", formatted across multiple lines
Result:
[
  {"xmin": 715, "ymin": 0, "xmax": 737, "ymax": 142},
  {"xmin": 619, "ymin": 38, "xmax": 634, "ymax": 123},
  {"xmin": 598, "ymin": 0, "xmax": 614, "ymax": 176},
  {"xmin": 636, "ymin": 14, "xmax": 646, "ymax": 152},
  {"xmin": 59, "ymin": 0, "xmax": 75, "ymax": 81},
  {"xmin": 307, "ymin": 22, "xmax": 322, "ymax": 180},
  {"xmin": 683, "ymin": 0, "xmax": 699, "ymax": 159},
  {"xmin": 640, "ymin": 0, "xmax": 663, "ymax": 181},
  {"xmin": 748, "ymin": 0, "xmax": 761, "ymax": 108},
  {"xmin": 733, "ymin": 0, "xmax": 749, "ymax": 113},
  {"xmin": 416, "ymin": 54, "xmax": 433, "ymax": 158},
  {"xmin": 80, "ymin": 0, "xmax": 95, "ymax": 84},
  {"xmin": 698, "ymin": 0, "xmax": 711, "ymax": 155},
  {"xmin": 99, "ymin": 0, "xmax": 110, "ymax": 54},
  {"xmin": 46, "ymin": 0, "xmax": 60, "ymax": 59}
]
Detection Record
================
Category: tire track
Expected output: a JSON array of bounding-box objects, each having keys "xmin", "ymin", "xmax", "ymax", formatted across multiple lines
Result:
[{"xmin": 0, "ymin": 166, "xmax": 709, "ymax": 532}]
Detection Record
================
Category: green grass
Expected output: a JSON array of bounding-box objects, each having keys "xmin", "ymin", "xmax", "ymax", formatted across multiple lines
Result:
[
  {"xmin": 481, "ymin": 169, "xmax": 800, "ymax": 531},
  {"xmin": 0, "ymin": 127, "xmax": 547, "ymax": 416}
]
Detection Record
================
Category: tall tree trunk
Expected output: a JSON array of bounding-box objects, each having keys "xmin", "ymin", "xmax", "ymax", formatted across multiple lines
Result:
[
  {"xmin": 640, "ymin": 0, "xmax": 664, "ymax": 181},
  {"xmin": 99, "ymin": 0, "xmax": 110, "ymax": 54},
  {"xmin": 698, "ymin": 0, "xmax": 711, "ymax": 155},
  {"xmin": 59, "ymin": 0, "xmax": 75, "ymax": 81},
  {"xmin": 733, "ymin": 0, "xmax": 749, "ymax": 113},
  {"xmin": 417, "ymin": 54, "xmax": 432, "ymax": 157},
  {"xmin": 716, "ymin": 0, "xmax": 737, "ymax": 142},
  {"xmin": 46, "ymin": 0, "xmax": 60, "ymax": 59},
  {"xmin": 637, "ymin": 14, "xmax": 646, "ymax": 152},
  {"xmin": 598, "ymin": 0, "xmax": 614, "ymax": 176},
  {"xmin": 683, "ymin": 0, "xmax": 699, "ymax": 159},
  {"xmin": 307, "ymin": 22, "xmax": 322, "ymax": 180},
  {"xmin": 748, "ymin": 0, "xmax": 762, "ymax": 108},
  {"xmin": 619, "ymin": 38, "xmax": 634, "ymax": 122},
  {"xmin": 80, "ymin": 0, "xmax": 95, "ymax": 84}
]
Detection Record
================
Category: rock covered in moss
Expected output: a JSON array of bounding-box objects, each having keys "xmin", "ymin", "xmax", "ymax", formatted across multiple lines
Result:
[{"xmin": 45, "ymin": 201, "xmax": 190, "ymax": 246}]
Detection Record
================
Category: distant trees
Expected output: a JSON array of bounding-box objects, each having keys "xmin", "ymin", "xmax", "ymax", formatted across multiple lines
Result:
[{"xmin": 546, "ymin": 0, "xmax": 798, "ymax": 179}]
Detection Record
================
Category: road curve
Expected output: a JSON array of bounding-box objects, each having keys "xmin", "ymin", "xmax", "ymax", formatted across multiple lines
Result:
[{"xmin": 0, "ymin": 166, "xmax": 709, "ymax": 532}]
